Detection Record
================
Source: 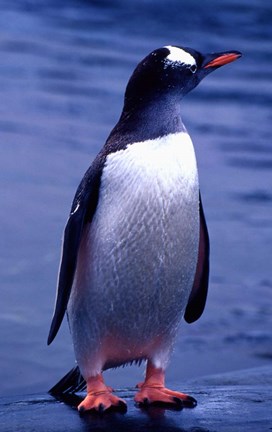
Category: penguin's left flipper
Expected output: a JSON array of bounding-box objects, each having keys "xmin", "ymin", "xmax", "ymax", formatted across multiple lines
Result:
[
  {"xmin": 47, "ymin": 155, "xmax": 105, "ymax": 345},
  {"xmin": 184, "ymin": 193, "xmax": 210, "ymax": 323}
]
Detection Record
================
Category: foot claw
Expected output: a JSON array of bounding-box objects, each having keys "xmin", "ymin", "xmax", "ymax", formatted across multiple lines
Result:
[
  {"xmin": 78, "ymin": 405, "xmax": 86, "ymax": 414},
  {"xmin": 182, "ymin": 395, "xmax": 197, "ymax": 408},
  {"xmin": 172, "ymin": 396, "xmax": 184, "ymax": 407},
  {"xmin": 117, "ymin": 400, "xmax": 128, "ymax": 412},
  {"xmin": 98, "ymin": 403, "xmax": 105, "ymax": 413}
]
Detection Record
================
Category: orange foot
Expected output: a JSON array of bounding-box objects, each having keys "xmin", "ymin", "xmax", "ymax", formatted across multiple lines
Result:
[
  {"xmin": 78, "ymin": 374, "xmax": 127, "ymax": 413},
  {"xmin": 134, "ymin": 362, "xmax": 197, "ymax": 409}
]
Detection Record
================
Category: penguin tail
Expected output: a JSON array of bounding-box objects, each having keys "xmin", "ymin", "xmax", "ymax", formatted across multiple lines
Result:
[{"xmin": 49, "ymin": 366, "xmax": 86, "ymax": 395}]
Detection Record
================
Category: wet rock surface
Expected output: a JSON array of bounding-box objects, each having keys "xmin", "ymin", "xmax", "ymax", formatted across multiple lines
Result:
[{"xmin": 1, "ymin": 366, "xmax": 271, "ymax": 432}]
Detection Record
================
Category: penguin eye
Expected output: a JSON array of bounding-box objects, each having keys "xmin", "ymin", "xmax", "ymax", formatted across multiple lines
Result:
[{"xmin": 190, "ymin": 64, "xmax": 197, "ymax": 74}]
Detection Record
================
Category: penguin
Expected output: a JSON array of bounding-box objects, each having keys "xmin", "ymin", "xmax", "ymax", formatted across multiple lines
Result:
[{"xmin": 47, "ymin": 45, "xmax": 241, "ymax": 413}]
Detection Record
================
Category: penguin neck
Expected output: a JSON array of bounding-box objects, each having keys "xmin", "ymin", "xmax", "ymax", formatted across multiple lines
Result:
[{"xmin": 107, "ymin": 95, "xmax": 185, "ymax": 149}]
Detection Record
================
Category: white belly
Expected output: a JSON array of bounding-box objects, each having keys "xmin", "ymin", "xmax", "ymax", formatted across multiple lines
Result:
[{"xmin": 68, "ymin": 132, "xmax": 199, "ymax": 377}]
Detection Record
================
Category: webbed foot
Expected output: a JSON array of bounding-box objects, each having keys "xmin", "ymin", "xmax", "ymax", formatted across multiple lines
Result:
[
  {"xmin": 134, "ymin": 362, "xmax": 197, "ymax": 409},
  {"xmin": 78, "ymin": 374, "xmax": 126, "ymax": 413}
]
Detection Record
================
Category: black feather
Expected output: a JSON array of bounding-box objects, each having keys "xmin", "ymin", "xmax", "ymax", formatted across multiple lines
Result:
[{"xmin": 49, "ymin": 366, "xmax": 86, "ymax": 395}]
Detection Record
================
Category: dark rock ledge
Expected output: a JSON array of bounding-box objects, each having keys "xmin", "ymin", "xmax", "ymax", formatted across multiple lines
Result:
[{"xmin": 0, "ymin": 366, "xmax": 271, "ymax": 432}]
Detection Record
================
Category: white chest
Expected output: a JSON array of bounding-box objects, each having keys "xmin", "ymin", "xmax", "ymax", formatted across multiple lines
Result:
[
  {"xmin": 98, "ymin": 131, "xmax": 199, "ymax": 225},
  {"xmin": 104, "ymin": 131, "xmax": 197, "ymax": 195},
  {"xmin": 69, "ymin": 132, "xmax": 200, "ymax": 365}
]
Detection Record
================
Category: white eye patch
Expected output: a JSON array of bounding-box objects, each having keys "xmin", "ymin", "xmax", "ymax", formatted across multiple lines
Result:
[{"xmin": 164, "ymin": 46, "xmax": 197, "ymax": 71}]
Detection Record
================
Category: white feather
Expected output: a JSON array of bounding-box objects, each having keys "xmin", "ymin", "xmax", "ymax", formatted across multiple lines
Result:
[{"xmin": 164, "ymin": 46, "xmax": 196, "ymax": 67}]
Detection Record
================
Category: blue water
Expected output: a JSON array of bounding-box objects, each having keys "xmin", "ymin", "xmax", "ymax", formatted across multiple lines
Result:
[{"xmin": 1, "ymin": 0, "xmax": 272, "ymax": 397}]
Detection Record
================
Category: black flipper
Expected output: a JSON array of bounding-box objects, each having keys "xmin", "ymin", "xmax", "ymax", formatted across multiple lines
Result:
[
  {"xmin": 47, "ymin": 156, "xmax": 105, "ymax": 345},
  {"xmin": 49, "ymin": 366, "xmax": 86, "ymax": 395},
  {"xmin": 184, "ymin": 193, "xmax": 210, "ymax": 323}
]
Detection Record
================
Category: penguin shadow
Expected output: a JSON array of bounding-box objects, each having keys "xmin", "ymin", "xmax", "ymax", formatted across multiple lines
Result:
[{"xmin": 52, "ymin": 391, "xmax": 208, "ymax": 432}]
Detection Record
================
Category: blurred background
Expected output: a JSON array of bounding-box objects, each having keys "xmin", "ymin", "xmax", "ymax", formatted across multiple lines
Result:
[{"xmin": 0, "ymin": 0, "xmax": 271, "ymax": 397}]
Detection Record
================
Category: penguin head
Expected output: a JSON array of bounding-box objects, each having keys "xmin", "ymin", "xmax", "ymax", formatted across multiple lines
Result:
[{"xmin": 124, "ymin": 46, "xmax": 241, "ymax": 108}]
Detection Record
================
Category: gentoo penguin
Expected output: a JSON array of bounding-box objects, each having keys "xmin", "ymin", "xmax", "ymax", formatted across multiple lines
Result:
[{"xmin": 48, "ymin": 45, "xmax": 241, "ymax": 412}]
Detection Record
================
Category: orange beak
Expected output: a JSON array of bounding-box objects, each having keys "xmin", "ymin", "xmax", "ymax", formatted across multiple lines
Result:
[{"xmin": 204, "ymin": 52, "xmax": 242, "ymax": 69}]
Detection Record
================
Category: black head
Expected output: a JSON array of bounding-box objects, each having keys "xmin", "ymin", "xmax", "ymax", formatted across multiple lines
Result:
[
  {"xmin": 124, "ymin": 45, "xmax": 241, "ymax": 110},
  {"xmin": 107, "ymin": 45, "xmax": 241, "ymax": 147}
]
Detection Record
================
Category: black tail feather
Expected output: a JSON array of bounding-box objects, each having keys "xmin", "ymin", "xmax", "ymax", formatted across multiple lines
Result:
[{"xmin": 49, "ymin": 366, "xmax": 86, "ymax": 395}]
